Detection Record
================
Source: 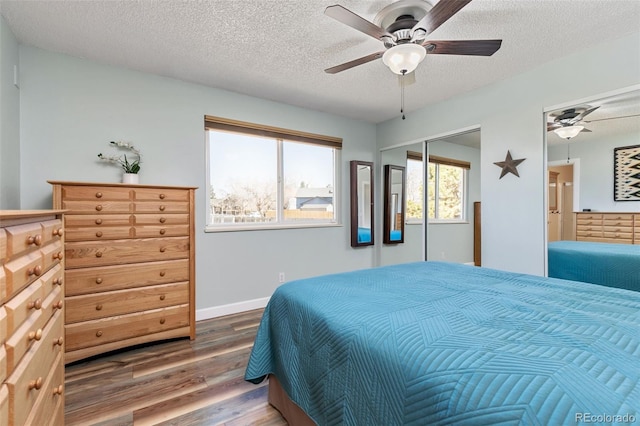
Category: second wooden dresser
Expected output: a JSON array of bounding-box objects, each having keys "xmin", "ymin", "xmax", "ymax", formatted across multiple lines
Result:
[{"xmin": 49, "ymin": 181, "xmax": 196, "ymax": 363}]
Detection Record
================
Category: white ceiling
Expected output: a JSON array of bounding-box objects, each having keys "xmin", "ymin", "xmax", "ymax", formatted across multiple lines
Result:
[{"xmin": 1, "ymin": 0, "xmax": 639, "ymax": 123}]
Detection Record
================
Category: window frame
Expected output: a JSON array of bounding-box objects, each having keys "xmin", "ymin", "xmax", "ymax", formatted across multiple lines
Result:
[{"xmin": 204, "ymin": 116, "xmax": 342, "ymax": 232}]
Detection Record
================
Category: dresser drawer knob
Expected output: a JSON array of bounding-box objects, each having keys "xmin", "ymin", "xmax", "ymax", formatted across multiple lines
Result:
[
  {"xmin": 53, "ymin": 385, "xmax": 64, "ymax": 396},
  {"xmin": 96, "ymin": 252, "xmax": 103, "ymax": 258},
  {"xmin": 96, "ymin": 277, "xmax": 103, "ymax": 284},
  {"xmin": 159, "ymin": 205, "xmax": 166, "ymax": 211},
  {"xmin": 28, "ymin": 265, "xmax": 42, "ymax": 276},
  {"xmin": 54, "ymin": 300, "xmax": 63, "ymax": 310},
  {"xmin": 53, "ymin": 277, "xmax": 63, "ymax": 286},
  {"xmin": 160, "ymin": 294, "xmax": 166, "ymax": 301},
  {"xmin": 95, "ymin": 219, "xmax": 103, "ymax": 225},
  {"xmin": 27, "ymin": 234, "xmax": 42, "ymax": 246},
  {"xmin": 96, "ymin": 192, "xmax": 103, "ymax": 198},
  {"xmin": 28, "ymin": 329, "xmax": 43, "ymax": 341},
  {"xmin": 96, "ymin": 330, "xmax": 103, "ymax": 337},
  {"xmin": 28, "ymin": 377, "xmax": 43, "ymax": 391},
  {"xmin": 96, "ymin": 205, "xmax": 103, "ymax": 211},
  {"xmin": 159, "ymin": 271, "xmax": 166, "ymax": 277},
  {"xmin": 159, "ymin": 229, "xmax": 166, "ymax": 235},
  {"xmin": 160, "ymin": 247, "xmax": 166, "ymax": 253},
  {"xmin": 53, "ymin": 228, "xmax": 64, "ymax": 237},
  {"xmin": 96, "ymin": 231, "xmax": 103, "ymax": 238},
  {"xmin": 159, "ymin": 217, "xmax": 166, "ymax": 223},
  {"xmin": 53, "ymin": 337, "xmax": 64, "ymax": 346},
  {"xmin": 96, "ymin": 304, "xmax": 103, "ymax": 311},
  {"xmin": 159, "ymin": 193, "xmax": 166, "ymax": 199},
  {"xmin": 27, "ymin": 299, "xmax": 42, "ymax": 310},
  {"xmin": 53, "ymin": 251, "xmax": 64, "ymax": 260},
  {"xmin": 160, "ymin": 318, "xmax": 166, "ymax": 324}
]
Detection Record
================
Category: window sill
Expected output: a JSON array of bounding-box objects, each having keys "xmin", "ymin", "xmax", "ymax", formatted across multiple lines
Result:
[
  {"xmin": 205, "ymin": 222, "xmax": 342, "ymax": 233},
  {"xmin": 427, "ymin": 220, "xmax": 469, "ymax": 225}
]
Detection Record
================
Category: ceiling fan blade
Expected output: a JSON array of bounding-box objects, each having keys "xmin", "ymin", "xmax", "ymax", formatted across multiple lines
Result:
[
  {"xmin": 325, "ymin": 5, "xmax": 392, "ymax": 40},
  {"xmin": 411, "ymin": 0, "xmax": 472, "ymax": 36},
  {"xmin": 573, "ymin": 105, "xmax": 600, "ymax": 122},
  {"xmin": 586, "ymin": 113, "xmax": 640, "ymax": 123},
  {"xmin": 325, "ymin": 51, "xmax": 384, "ymax": 74},
  {"xmin": 582, "ymin": 128, "xmax": 592, "ymax": 133},
  {"xmin": 424, "ymin": 39, "xmax": 502, "ymax": 56}
]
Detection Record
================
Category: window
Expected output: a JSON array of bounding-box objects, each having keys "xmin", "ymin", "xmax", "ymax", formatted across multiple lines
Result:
[
  {"xmin": 428, "ymin": 155, "xmax": 470, "ymax": 222},
  {"xmin": 205, "ymin": 116, "xmax": 341, "ymax": 229},
  {"xmin": 406, "ymin": 151, "xmax": 424, "ymax": 222}
]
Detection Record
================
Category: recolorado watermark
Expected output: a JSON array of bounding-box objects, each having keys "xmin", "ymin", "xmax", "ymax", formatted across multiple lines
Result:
[{"xmin": 576, "ymin": 413, "xmax": 636, "ymax": 423}]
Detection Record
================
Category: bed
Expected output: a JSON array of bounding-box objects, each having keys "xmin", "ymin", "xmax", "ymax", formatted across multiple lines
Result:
[
  {"xmin": 548, "ymin": 240, "xmax": 640, "ymax": 292},
  {"xmin": 245, "ymin": 261, "xmax": 640, "ymax": 425}
]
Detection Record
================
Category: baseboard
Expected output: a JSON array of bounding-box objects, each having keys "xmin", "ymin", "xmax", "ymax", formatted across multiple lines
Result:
[{"xmin": 196, "ymin": 296, "xmax": 270, "ymax": 321}]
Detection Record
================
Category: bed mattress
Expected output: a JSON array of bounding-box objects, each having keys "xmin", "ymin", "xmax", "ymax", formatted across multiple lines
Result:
[{"xmin": 245, "ymin": 261, "xmax": 640, "ymax": 425}]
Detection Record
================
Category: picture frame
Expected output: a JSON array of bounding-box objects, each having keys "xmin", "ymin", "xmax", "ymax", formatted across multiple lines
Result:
[{"xmin": 613, "ymin": 144, "xmax": 640, "ymax": 201}]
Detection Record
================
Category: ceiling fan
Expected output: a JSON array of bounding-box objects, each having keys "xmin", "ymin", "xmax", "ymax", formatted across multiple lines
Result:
[
  {"xmin": 324, "ymin": 0, "xmax": 503, "ymax": 76},
  {"xmin": 547, "ymin": 106, "xmax": 599, "ymax": 139}
]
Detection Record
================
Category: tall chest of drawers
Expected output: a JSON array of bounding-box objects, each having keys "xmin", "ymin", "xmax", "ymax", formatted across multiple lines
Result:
[
  {"xmin": 1, "ymin": 210, "xmax": 66, "ymax": 426},
  {"xmin": 49, "ymin": 181, "xmax": 196, "ymax": 363},
  {"xmin": 575, "ymin": 212, "xmax": 640, "ymax": 244}
]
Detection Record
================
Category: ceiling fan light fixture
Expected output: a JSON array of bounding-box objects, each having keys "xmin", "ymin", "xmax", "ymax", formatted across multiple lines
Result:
[
  {"xmin": 553, "ymin": 125, "xmax": 584, "ymax": 139},
  {"xmin": 382, "ymin": 43, "xmax": 426, "ymax": 75}
]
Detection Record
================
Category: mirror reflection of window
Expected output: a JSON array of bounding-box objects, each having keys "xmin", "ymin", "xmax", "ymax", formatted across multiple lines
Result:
[
  {"xmin": 406, "ymin": 151, "xmax": 424, "ymax": 223},
  {"xmin": 350, "ymin": 160, "xmax": 374, "ymax": 247},
  {"xmin": 384, "ymin": 165, "xmax": 405, "ymax": 244}
]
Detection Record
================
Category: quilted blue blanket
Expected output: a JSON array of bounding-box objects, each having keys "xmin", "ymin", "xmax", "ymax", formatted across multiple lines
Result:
[
  {"xmin": 245, "ymin": 261, "xmax": 640, "ymax": 425},
  {"xmin": 548, "ymin": 241, "xmax": 640, "ymax": 292}
]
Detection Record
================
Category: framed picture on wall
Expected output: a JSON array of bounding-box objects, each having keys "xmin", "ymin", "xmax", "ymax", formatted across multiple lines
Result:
[{"xmin": 613, "ymin": 144, "xmax": 640, "ymax": 201}]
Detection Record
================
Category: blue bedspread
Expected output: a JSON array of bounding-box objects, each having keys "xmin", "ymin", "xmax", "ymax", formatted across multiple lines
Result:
[
  {"xmin": 245, "ymin": 261, "xmax": 640, "ymax": 425},
  {"xmin": 548, "ymin": 240, "xmax": 640, "ymax": 292}
]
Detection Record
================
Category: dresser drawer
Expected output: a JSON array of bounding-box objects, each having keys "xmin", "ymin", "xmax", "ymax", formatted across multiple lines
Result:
[
  {"xmin": 5, "ymin": 286, "xmax": 63, "ymax": 374},
  {"xmin": 65, "ymin": 237, "xmax": 190, "ymax": 268},
  {"xmin": 23, "ymin": 352, "xmax": 64, "ymax": 426},
  {"xmin": 603, "ymin": 214, "xmax": 633, "ymax": 221},
  {"xmin": 4, "ymin": 222, "xmax": 43, "ymax": 259},
  {"xmin": 4, "ymin": 279, "xmax": 44, "ymax": 337},
  {"xmin": 65, "ymin": 304, "xmax": 190, "ymax": 351},
  {"xmin": 134, "ymin": 201, "xmax": 189, "ymax": 214},
  {"xmin": 40, "ymin": 219, "xmax": 64, "ymax": 245},
  {"xmin": 0, "ymin": 228, "xmax": 6, "ymax": 262},
  {"xmin": 65, "ymin": 214, "xmax": 132, "ymax": 227},
  {"xmin": 576, "ymin": 213, "xmax": 602, "ymax": 221},
  {"xmin": 5, "ymin": 311, "xmax": 64, "ymax": 426},
  {"xmin": 134, "ymin": 213, "xmax": 189, "ymax": 225},
  {"xmin": 40, "ymin": 264, "xmax": 64, "ymax": 295},
  {"xmin": 41, "ymin": 240, "xmax": 64, "ymax": 271},
  {"xmin": 0, "ymin": 346, "xmax": 6, "ymax": 383},
  {"xmin": 3, "ymin": 251, "xmax": 44, "ymax": 303},
  {"xmin": 135, "ymin": 225, "xmax": 189, "ymax": 238},
  {"xmin": 0, "ymin": 385, "xmax": 7, "ymax": 426},
  {"xmin": 134, "ymin": 187, "xmax": 190, "ymax": 202},
  {"xmin": 61, "ymin": 185, "xmax": 131, "ymax": 201},
  {"xmin": 62, "ymin": 200, "xmax": 132, "ymax": 214},
  {"xmin": 576, "ymin": 229, "xmax": 603, "ymax": 239},
  {"xmin": 66, "ymin": 281, "xmax": 190, "ymax": 323},
  {"xmin": 65, "ymin": 226, "xmax": 133, "ymax": 241},
  {"xmin": 0, "ymin": 268, "xmax": 6, "ymax": 304},
  {"xmin": 602, "ymin": 232, "xmax": 633, "ymax": 241},
  {"xmin": 65, "ymin": 259, "xmax": 189, "ymax": 295}
]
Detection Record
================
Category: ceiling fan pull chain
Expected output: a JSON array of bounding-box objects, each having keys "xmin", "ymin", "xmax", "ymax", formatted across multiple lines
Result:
[
  {"xmin": 567, "ymin": 143, "xmax": 571, "ymax": 163},
  {"xmin": 401, "ymin": 71, "xmax": 406, "ymax": 120}
]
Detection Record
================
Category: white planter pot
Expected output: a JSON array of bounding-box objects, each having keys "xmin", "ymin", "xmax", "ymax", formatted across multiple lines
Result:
[{"xmin": 122, "ymin": 173, "xmax": 139, "ymax": 184}]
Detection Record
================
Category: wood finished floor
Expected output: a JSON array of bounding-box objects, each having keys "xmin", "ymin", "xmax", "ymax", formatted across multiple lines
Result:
[{"xmin": 64, "ymin": 309, "xmax": 287, "ymax": 425}]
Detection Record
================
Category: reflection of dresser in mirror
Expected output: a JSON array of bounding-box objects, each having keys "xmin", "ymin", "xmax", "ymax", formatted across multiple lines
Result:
[{"xmin": 548, "ymin": 166, "xmax": 575, "ymax": 242}]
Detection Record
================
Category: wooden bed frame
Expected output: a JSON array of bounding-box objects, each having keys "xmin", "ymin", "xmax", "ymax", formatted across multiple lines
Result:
[{"xmin": 268, "ymin": 375, "xmax": 315, "ymax": 425}]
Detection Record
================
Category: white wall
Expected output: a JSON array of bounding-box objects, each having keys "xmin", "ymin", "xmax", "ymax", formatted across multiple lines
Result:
[
  {"xmin": 548, "ymin": 131, "xmax": 640, "ymax": 212},
  {"xmin": 0, "ymin": 15, "xmax": 20, "ymax": 209},
  {"xmin": 376, "ymin": 32, "xmax": 640, "ymax": 276},
  {"xmin": 17, "ymin": 46, "xmax": 377, "ymax": 314}
]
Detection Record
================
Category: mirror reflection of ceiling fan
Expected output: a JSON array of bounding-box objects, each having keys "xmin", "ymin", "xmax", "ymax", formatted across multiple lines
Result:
[
  {"xmin": 323, "ymin": 0, "xmax": 502, "ymax": 77},
  {"xmin": 548, "ymin": 106, "xmax": 640, "ymax": 139}
]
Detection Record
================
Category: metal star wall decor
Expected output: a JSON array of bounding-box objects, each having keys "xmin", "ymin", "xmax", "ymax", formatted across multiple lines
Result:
[{"xmin": 494, "ymin": 150, "xmax": 526, "ymax": 179}]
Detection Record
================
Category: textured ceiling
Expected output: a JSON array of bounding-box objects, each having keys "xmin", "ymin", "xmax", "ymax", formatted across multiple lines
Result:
[{"xmin": 0, "ymin": 0, "xmax": 639, "ymax": 123}]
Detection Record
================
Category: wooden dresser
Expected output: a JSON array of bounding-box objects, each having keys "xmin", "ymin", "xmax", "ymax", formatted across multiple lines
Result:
[
  {"xmin": 575, "ymin": 212, "xmax": 640, "ymax": 244},
  {"xmin": 1, "ymin": 210, "xmax": 66, "ymax": 426},
  {"xmin": 49, "ymin": 181, "xmax": 196, "ymax": 363}
]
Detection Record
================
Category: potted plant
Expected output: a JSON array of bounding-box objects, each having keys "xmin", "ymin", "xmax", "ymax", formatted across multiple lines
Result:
[{"xmin": 98, "ymin": 141, "xmax": 141, "ymax": 184}]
